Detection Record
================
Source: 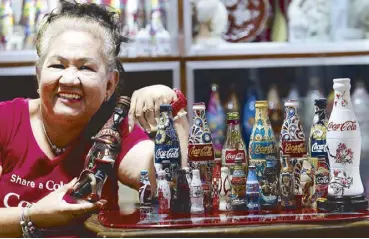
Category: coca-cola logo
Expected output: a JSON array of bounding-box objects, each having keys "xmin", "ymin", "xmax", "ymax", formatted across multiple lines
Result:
[
  {"xmin": 312, "ymin": 142, "xmax": 326, "ymax": 152},
  {"xmin": 189, "ymin": 146, "xmax": 213, "ymax": 158},
  {"xmin": 316, "ymin": 175, "xmax": 329, "ymax": 185},
  {"xmin": 155, "ymin": 148, "xmax": 179, "ymax": 159},
  {"xmin": 328, "ymin": 121, "xmax": 357, "ymax": 132},
  {"xmin": 225, "ymin": 150, "xmax": 246, "ymax": 163},
  {"xmin": 284, "ymin": 143, "xmax": 306, "ymax": 154},
  {"xmin": 255, "ymin": 144, "xmax": 275, "ymax": 154}
]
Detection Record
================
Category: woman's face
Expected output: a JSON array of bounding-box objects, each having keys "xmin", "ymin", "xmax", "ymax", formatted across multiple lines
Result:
[{"xmin": 38, "ymin": 29, "xmax": 116, "ymax": 123}]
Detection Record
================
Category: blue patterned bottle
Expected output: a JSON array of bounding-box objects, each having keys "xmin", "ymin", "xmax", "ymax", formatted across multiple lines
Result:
[
  {"xmin": 249, "ymin": 101, "xmax": 278, "ymax": 209},
  {"xmin": 260, "ymin": 158, "xmax": 278, "ymax": 210},
  {"xmin": 246, "ymin": 165, "xmax": 260, "ymax": 211},
  {"xmin": 154, "ymin": 104, "xmax": 181, "ymax": 182}
]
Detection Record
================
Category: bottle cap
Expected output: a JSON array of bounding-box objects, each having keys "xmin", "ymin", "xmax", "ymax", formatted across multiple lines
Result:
[
  {"xmin": 183, "ymin": 167, "xmax": 190, "ymax": 173},
  {"xmin": 192, "ymin": 102, "xmax": 206, "ymax": 110},
  {"xmin": 140, "ymin": 169, "xmax": 148, "ymax": 175},
  {"xmin": 333, "ymin": 78, "xmax": 350, "ymax": 85},
  {"xmin": 284, "ymin": 99, "xmax": 299, "ymax": 107},
  {"xmin": 255, "ymin": 100, "xmax": 268, "ymax": 108},
  {"xmin": 157, "ymin": 170, "xmax": 166, "ymax": 176},
  {"xmin": 211, "ymin": 84, "xmax": 219, "ymax": 91},
  {"xmin": 214, "ymin": 158, "xmax": 222, "ymax": 164},
  {"xmin": 160, "ymin": 104, "xmax": 172, "ymax": 112},
  {"xmin": 221, "ymin": 167, "xmax": 229, "ymax": 173},
  {"xmin": 248, "ymin": 165, "xmax": 256, "ymax": 170},
  {"xmin": 314, "ymin": 98, "xmax": 327, "ymax": 108},
  {"xmin": 227, "ymin": 112, "xmax": 239, "ymax": 120}
]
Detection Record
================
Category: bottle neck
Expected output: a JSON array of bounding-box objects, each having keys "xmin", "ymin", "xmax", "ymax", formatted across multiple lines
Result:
[
  {"xmin": 225, "ymin": 120, "xmax": 244, "ymax": 147},
  {"xmin": 333, "ymin": 87, "xmax": 352, "ymax": 108},
  {"xmin": 255, "ymin": 106, "xmax": 269, "ymax": 122},
  {"xmin": 284, "ymin": 105, "xmax": 300, "ymax": 120}
]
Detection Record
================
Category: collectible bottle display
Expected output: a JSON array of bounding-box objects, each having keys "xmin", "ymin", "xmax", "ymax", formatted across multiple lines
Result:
[
  {"xmin": 157, "ymin": 170, "xmax": 171, "ymax": 214},
  {"xmin": 190, "ymin": 169, "xmax": 205, "ymax": 214},
  {"xmin": 280, "ymin": 100, "xmax": 307, "ymax": 158},
  {"xmin": 154, "ymin": 104, "xmax": 181, "ymax": 182},
  {"xmin": 309, "ymin": 98, "xmax": 329, "ymax": 161},
  {"xmin": 222, "ymin": 112, "xmax": 248, "ymax": 175},
  {"xmin": 219, "ymin": 167, "xmax": 231, "ymax": 211},
  {"xmin": 246, "ymin": 165, "xmax": 260, "ymax": 212},
  {"xmin": 188, "ymin": 102, "xmax": 214, "ymax": 212},
  {"xmin": 280, "ymin": 156, "xmax": 296, "ymax": 210},
  {"xmin": 230, "ymin": 156, "xmax": 247, "ymax": 211},
  {"xmin": 208, "ymin": 84, "xmax": 226, "ymax": 158},
  {"xmin": 321, "ymin": 78, "xmax": 368, "ymax": 212}
]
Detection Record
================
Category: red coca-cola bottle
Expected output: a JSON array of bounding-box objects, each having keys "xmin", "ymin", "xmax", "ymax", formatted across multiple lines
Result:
[
  {"xmin": 221, "ymin": 112, "xmax": 248, "ymax": 175},
  {"xmin": 188, "ymin": 102, "xmax": 215, "ymax": 212},
  {"xmin": 212, "ymin": 158, "xmax": 222, "ymax": 211}
]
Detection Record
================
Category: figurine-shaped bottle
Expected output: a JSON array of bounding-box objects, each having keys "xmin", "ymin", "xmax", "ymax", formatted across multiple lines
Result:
[
  {"xmin": 327, "ymin": 79, "xmax": 363, "ymax": 196},
  {"xmin": 188, "ymin": 102, "xmax": 214, "ymax": 212},
  {"xmin": 246, "ymin": 165, "xmax": 260, "ymax": 212},
  {"xmin": 208, "ymin": 84, "xmax": 226, "ymax": 158},
  {"xmin": 280, "ymin": 156, "xmax": 296, "ymax": 210},
  {"xmin": 221, "ymin": 112, "xmax": 248, "ymax": 176},
  {"xmin": 249, "ymin": 100, "xmax": 278, "ymax": 207},
  {"xmin": 280, "ymin": 100, "xmax": 307, "ymax": 158},
  {"xmin": 309, "ymin": 98, "xmax": 329, "ymax": 161},
  {"xmin": 157, "ymin": 170, "xmax": 171, "ymax": 214},
  {"xmin": 190, "ymin": 169, "xmax": 204, "ymax": 214},
  {"xmin": 155, "ymin": 104, "xmax": 181, "ymax": 182},
  {"xmin": 231, "ymin": 156, "xmax": 247, "ymax": 211},
  {"xmin": 219, "ymin": 167, "xmax": 231, "ymax": 211}
]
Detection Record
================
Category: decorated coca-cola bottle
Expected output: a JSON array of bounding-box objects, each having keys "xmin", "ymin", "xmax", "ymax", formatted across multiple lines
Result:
[
  {"xmin": 139, "ymin": 170, "xmax": 152, "ymax": 220},
  {"xmin": 171, "ymin": 169, "xmax": 191, "ymax": 214},
  {"xmin": 208, "ymin": 84, "xmax": 226, "ymax": 158},
  {"xmin": 246, "ymin": 165, "xmax": 260, "ymax": 212},
  {"xmin": 260, "ymin": 158, "xmax": 278, "ymax": 210},
  {"xmin": 249, "ymin": 100, "xmax": 278, "ymax": 208},
  {"xmin": 280, "ymin": 100, "xmax": 307, "ymax": 158},
  {"xmin": 212, "ymin": 158, "xmax": 222, "ymax": 211},
  {"xmin": 312, "ymin": 156, "xmax": 330, "ymax": 201},
  {"xmin": 309, "ymin": 98, "xmax": 329, "ymax": 164},
  {"xmin": 231, "ymin": 156, "xmax": 247, "ymax": 211},
  {"xmin": 155, "ymin": 104, "xmax": 181, "ymax": 182},
  {"xmin": 219, "ymin": 167, "xmax": 232, "ymax": 212},
  {"xmin": 280, "ymin": 156, "xmax": 296, "ymax": 210},
  {"xmin": 157, "ymin": 170, "xmax": 171, "ymax": 214},
  {"xmin": 221, "ymin": 112, "xmax": 248, "ymax": 176},
  {"xmin": 321, "ymin": 78, "xmax": 368, "ymax": 211},
  {"xmin": 190, "ymin": 169, "xmax": 204, "ymax": 214},
  {"xmin": 188, "ymin": 102, "xmax": 214, "ymax": 212},
  {"xmin": 183, "ymin": 166, "xmax": 192, "ymax": 185}
]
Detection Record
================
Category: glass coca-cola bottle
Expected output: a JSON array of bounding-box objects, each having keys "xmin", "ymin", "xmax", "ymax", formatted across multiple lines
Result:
[
  {"xmin": 171, "ymin": 169, "xmax": 191, "ymax": 214},
  {"xmin": 231, "ymin": 156, "xmax": 247, "ymax": 211},
  {"xmin": 157, "ymin": 170, "xmax": 171, "ymax": 215},
  {"xmin": 280, "ymin": 156, "xmax": 296, "ymax": 210},
  {"xmin": 139, "ymin": 170, "xmax": 152, "ymax": 220},
  {"xmin": 221, "ymin": 112, "xmax": 248, "ymax": 175},
  {"xmin": 212, "ymin": 158, "xmax": 222, "ymax": 211},
  {"xmin": 190, "ymin": 169, "xmax": 204, "ymax": 214},
  {"xmin": 155, "ymin": 104, "xmax": 181, "ymax": 182}
]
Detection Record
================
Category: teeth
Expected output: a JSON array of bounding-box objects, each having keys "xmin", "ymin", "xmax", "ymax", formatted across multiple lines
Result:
[{"xmin": 58, "ymin": 93, "xmax": 81, "ymax": 100}]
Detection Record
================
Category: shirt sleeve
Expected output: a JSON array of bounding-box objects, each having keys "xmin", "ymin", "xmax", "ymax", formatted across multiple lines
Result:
[{"xmin": 114, "ymin": 117, "xmax": 150, "ymax": 171}]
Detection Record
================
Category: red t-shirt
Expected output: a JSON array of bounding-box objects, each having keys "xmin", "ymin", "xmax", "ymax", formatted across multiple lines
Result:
[{"xmin": 0, "ymin": 98, "xmax": 149, "ymax": 236}]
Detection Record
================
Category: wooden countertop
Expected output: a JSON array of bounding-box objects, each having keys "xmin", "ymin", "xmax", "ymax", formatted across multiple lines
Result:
[{"xmin": 84, "ymin": 213, "xmax": 369, "ymax": 237}]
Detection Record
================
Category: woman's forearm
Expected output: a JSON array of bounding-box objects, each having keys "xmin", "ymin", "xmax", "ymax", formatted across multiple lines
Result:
[
  {"xmin": 0, "ymin": 207, "xmax": 23, "ymax": 237},
  {"xmin": 174, "ymin": 116, "xmax": 190, "ymax": 168}
]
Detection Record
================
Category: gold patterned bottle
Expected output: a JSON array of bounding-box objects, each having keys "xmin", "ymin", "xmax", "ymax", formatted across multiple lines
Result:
[
  {"xmin": 249, "ymin": 101, "xmax": 278, "ymax": 209},
  {"xmin": 221, "ymin": 112, "xmax": 248, "ymax": 176}
]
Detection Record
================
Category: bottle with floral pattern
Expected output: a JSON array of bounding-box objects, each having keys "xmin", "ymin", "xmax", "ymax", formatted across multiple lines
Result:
[{"xmin": 326, "ymin": 78, "xmax": 363, "ymax": 197}]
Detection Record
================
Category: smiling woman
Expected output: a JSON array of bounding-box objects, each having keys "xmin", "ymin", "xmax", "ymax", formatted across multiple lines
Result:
[{"xmin": 0, "ymin": 0, "xmax": 189, "ymax": 237}]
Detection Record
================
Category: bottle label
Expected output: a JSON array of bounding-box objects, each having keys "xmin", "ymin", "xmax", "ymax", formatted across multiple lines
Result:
[
  {"xmin": 224, "ymin": 150, "xmax": 247, "ymax": 164},
  {"xmin": 155, "ymin": 145, "xmax": 180, "ymax": 164},
  {"xmin": 310, "ymin": 139, "xmax": 327, "ymax": 157},
  {"xmin": 249, "ymin": 141, "xmax": 276, "ymax": 160},
  {"xmin": 314, "ymin": 161, "xmax": 330, "ymax": 199},
  {"xmin": 281, "ymin": 140, "xmax": 306, "ymax": 157},
  {"xmin": 188, "ymin": 143, "xmax": 215, "ymax": 161},
  {"xmin": 231, "ymin": 176, "xmax": 246, "ymax": 198},
  {"xmin": 327, "ymin": 121, "xmax": 357, "ymax": 132}
]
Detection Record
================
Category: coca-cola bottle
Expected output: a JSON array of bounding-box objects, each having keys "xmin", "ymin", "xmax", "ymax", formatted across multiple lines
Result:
[
  {"xmin": 280, "ymin": 100, "xmax": 307, "ymax": 158},
  {"xmin": 246, "ymin": 165, "xmax": 260, "ymax": 212},
  {"xmin": 212, "ymin": 158, "xmax": 222, "ymax": 211},
  {"xmin": 171, "ymin": 169, "xmax": 191, "ymax": 214},
  {"xmin": 188, "ymin": 102, "xmax": 214, "ymax": 212},
  {"xmin": 249, "ymin": 100, "xmax": 278, "ymax": 207},
  {"xmin": 155, "ymin": 104, "xmax": 181, "ymax": 182},
  {"xmin": 260, "ymin": 158, "xmax": 278, "ymax": 210},
  {"xmin": 190, "ymin": 169, "xmax": 204, "ymax": 214},
  {"xmin": 322, "ymin": 78, "xmax": 368, "ymax": 211},
  {"xmin": 313, "ymin": 156, "xmax": 330, "ymax": 200},
  {"xmin": 225, "ymin": 84, "xmax": 240, "ymax": 113},
  {"xmin": 280, "ymin": 156, "xmax": 296, "ymax": 210},
  {"xmin": 219, "ymin": 167, "xmax": 232, "ymax": 211},
  {"xmin": 309, "ymin": 98, "xmax": 328, "ymax": 160},
  {"xmin": 268, "ymin": 84, "xmax": 283, "ymax": 144},
  {"xmin": 231, "ymin": 156, "xmax": 247, "ymax": 211},
  {"xmin": 183, "ymin": 166, "xmax": 192, "ymax": 185},
  {"xmin": 157, "ymin": 170, "xmax": 171, "ymax": 214},
  {"xmin": 139, "ymin": 170, "xmax": 152, "ymax": 220},
  {"xmin": 207, "ymin": 84, "xmax": 226, "ymax": 158},
  {"xmin": 222, "ymin": 112, "xmax": 248, "ymax": 176}
]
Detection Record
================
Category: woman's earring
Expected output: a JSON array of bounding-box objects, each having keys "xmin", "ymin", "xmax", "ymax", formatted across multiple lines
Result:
[
  {"xmin": 105, "ymin": 95, "xmax": 110, "ymax": 102},
  {"xmin": 37, "ymin": 89, "xmax": 40, "ymax": 94}
]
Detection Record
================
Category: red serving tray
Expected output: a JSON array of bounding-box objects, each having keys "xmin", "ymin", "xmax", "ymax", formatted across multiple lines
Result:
[{"xmin": 98, "ymin": 208, "xmax": 369, "ymax": 229}]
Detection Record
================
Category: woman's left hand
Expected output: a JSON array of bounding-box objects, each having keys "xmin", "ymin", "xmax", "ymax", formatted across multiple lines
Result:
[{"xmin": 128, "ymin": 85, "xmax": 177, "ymax": 133}]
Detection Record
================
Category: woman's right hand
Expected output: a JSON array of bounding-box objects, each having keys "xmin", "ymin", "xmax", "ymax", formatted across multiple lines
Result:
[{"xmin": 29, "ymin": 178, "xmax": 106, "ymax": 228}]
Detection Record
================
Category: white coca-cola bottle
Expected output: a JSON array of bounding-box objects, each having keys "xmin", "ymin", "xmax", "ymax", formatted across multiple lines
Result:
[
  {"xmin": 326, "ymin": 78, "xmax": 363, "ymax": 196},
  {"xmin": 190, "ymin": 169, "xmax": 204, "ymax": 214},
  {"xmin": 157, "ymin": 170, "xmax": 171, "ymax": 214}
]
